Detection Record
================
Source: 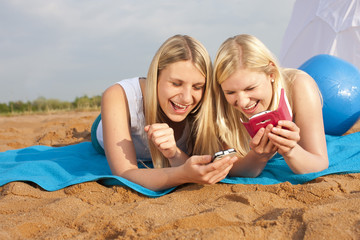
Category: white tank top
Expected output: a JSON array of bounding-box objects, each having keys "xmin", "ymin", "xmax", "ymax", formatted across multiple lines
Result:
[{"xmin": 96, "ymin": 77, "xmax": 190, "ymax": 161}]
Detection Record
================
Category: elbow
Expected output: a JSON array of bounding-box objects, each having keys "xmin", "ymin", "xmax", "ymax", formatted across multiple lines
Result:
[
  {"xmin": 111, "ymin": 167, "xmax": 135, "ymax": 179},
  {"xmin": 248, "ymin": 171, "xmax": 262, "ymax": 178},
  {"xmin": 228, "ymin": 169, "xmax": 261, "ymax": 178},
  {"xmin": 244, "ymin": 167, "xmax": 264, "ymax": 178},
  {"xmin": 293, "ymin": 157, "xmax": 329, "ymax": 175},
  {"xmin": 312, "ymin": 155, "xmax": 329, "ymax": 173},
  {"xmin": 317, "ymin": 160, "xmax": 329, "ymax": 173}
]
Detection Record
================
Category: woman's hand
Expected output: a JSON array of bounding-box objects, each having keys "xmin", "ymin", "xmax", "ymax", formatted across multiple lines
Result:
[
  {"xmin": 250, "ymin": 124, "xmax": 278, "ymax": 159},
  {"xmin": 144, "ymin": 123, "xmax": 178, "ymax": 159},
  {"xmin": 268, "ymin": 120, "xmax": 301, "ymax": 157},
  {"xmin": 180, "ymin": 155, "xmax": 237, "ymax": 184}
]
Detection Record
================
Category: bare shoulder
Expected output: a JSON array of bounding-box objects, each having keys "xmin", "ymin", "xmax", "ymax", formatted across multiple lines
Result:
[
  {"xmin": 288, "ymin": 69, "xmax": 320, "ymax": 102},
  {"xmin": 101, "ymin": 84, "xmax": 127, "ymax": 107},
  {"xmin": 285, "ymin": 69, "xmax": 322, "ymax": 121},
  {"xmin": 103, "ymin": 84, "xmax": 125, "ymax": 99},
  {"xmin": 101, "ymin": 83, "xmax": 130, "ymax": 123}
]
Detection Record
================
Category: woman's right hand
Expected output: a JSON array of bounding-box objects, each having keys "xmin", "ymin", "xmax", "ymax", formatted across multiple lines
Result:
[
  {"xmin": 144, "ymin": 123, "xmax": 178, "ymax": 159},
  {"xmin": 249, "ymin": 124, "xmax": 278, "ymax": 159},
  {"xmin": 180, "ymin": 155, "xmax": 237, "ymax": 184}
]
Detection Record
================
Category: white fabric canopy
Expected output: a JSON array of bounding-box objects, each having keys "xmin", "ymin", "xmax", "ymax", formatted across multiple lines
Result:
[{"xmin": 280, "ymin": 0, "xmax": 360, "ymax": 70}]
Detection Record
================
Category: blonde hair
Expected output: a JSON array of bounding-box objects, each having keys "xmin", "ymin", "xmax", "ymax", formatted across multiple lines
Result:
[
  {"xmin": 145, "ymin": 35, "xmax": 213, "ymax": 168},
  {"xmin": 213, "ymin": 34, "xmax": 294, "ymax": 156}
]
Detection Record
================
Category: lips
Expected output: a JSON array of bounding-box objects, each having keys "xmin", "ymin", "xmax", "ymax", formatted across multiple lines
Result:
[
  {"xmin": 170, "ymin": 101, "xmax": 190, "ymax": 112},
  {"xmin": 242, "ymin": 100, "xmax": 259, "ymax": 115}
]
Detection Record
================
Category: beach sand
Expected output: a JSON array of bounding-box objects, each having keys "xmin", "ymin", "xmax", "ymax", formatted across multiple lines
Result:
[{"xmin": 0, "ymin": 111, "xmax": 359, "ymax": 239}]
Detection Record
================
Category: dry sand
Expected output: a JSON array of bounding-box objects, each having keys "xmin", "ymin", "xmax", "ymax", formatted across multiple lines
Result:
[{"xmin": 0, "ymin": 111, "xmax": 359, "ymax": 239}]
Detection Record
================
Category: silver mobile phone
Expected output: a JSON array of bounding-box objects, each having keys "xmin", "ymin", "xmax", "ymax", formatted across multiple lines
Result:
[{"xmin": 211, "ymin": 149, "xmax": 237, "ymax": 163}]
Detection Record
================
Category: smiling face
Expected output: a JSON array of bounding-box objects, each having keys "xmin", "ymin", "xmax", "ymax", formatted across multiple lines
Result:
[
  {"xmin": 157, "ymin": 60, "xmax": 206, "ymax": 122},
  {"xmin": 221, "ymin": 67, "xmax": 273, "ymax": 118}
]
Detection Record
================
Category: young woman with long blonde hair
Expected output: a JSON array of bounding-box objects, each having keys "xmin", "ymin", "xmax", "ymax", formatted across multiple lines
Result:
[{"xmin": 91, "ymin": 35, "xmax": 236, "ymax": 191}]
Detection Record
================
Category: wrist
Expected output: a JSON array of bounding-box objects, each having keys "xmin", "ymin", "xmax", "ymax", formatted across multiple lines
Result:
[
  {"xmin": 168, "ymin": 148, "xmax": 187, "ymax": 167},
  {"xmin": 175, "ymin": 164, "xmax": 189, "ymax": 184},
  {"xmin": 250, "ymin": 149, "xmax": 276, "ymax": 162},
  {"xmin": 281, "ymin": 144, "xmax": 299, "ymax": 159},
  {"xmin": 168, "ymin": 148, "xmax": 181, "ymax": 161}
]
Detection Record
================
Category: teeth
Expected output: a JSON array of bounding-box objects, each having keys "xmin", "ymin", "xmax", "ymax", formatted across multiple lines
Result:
[
  {"xmin": 245, "ymin": 102, "xmax": 257, "ymax": 110},
  {"xmin": 172, "ymin": 102, "xmax": 188, "ymax": 110}
]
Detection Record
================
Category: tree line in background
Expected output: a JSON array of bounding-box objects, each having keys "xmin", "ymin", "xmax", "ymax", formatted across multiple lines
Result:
[{"xmin": 0, "ymin": 95, "xmax": 101, "ymax": 114}]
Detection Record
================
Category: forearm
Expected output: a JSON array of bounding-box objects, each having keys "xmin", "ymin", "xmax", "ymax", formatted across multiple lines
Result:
[
  {"xmin": 282, "ymin": 145, "xmax": 328, "ymax": 174},
  {"xmin": 119, "ymin": 166, "xmax": 187, "ymax": 191},
  {"xmin": 168, "ymin": 148, "xmax": 189, "ymax": 167},
  {"xmin": 229, "ymin": 150, "xmax": 273, "ymax": 177}
]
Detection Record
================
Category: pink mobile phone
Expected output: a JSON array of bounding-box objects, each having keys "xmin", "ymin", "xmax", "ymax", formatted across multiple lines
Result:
[{"xmin": 241, "ymin": 88, "xmax": 292, "ymax": 138}]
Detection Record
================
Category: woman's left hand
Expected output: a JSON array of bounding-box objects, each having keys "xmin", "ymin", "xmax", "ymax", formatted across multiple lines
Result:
[{"xmin": 268, "ymin": 120, "xmax": 300, "ymax": 156}]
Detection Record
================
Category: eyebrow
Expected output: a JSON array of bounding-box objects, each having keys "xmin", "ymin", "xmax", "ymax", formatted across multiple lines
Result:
[
  {"xmin": 223, "ymin": 89, "xmax": 235, "ymax": 93},
  {"xmin": 169, "ymin": 77, "xmax": 205, "ymax": 85}
]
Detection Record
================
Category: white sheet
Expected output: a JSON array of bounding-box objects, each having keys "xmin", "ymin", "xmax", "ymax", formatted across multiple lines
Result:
[{"xmin": 279, "ymin": 0, "xmax": 360, "ymax": 70}]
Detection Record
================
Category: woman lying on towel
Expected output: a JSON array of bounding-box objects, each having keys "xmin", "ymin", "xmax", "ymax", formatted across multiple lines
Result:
[
  {"xmin": 91, "ymin": 35, "xmax": 236, "ymax": 191},
  {"xmin": 206, "ymin": 34, "xmax": 329, "ymax": 177}
]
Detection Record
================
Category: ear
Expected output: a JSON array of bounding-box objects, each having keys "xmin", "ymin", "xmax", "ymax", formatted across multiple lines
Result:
[{"xmin": 268, "ymin": 62, "xmax": 276, "ymax": 79}]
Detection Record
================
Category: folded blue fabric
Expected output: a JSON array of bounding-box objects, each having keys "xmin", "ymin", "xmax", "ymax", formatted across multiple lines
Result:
[{"xmin": 0, "ymin": 132, "xmax": 359, "ymax": 197}]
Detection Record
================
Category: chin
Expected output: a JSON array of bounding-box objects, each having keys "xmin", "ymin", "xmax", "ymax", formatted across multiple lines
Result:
[{"xmin": 168, "ymin": 114, "xmax": 188, "ymax": 123}]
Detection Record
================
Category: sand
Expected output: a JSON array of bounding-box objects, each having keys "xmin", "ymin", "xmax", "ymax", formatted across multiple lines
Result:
[{"xmin": 0, "ymin": 111, "xmax": 359, "ymax": 239}]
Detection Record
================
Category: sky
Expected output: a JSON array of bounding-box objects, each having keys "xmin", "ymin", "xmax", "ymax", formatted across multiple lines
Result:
[{"xmin": 0, "ymin": 0, "xmax": 296, "ymax": 103}]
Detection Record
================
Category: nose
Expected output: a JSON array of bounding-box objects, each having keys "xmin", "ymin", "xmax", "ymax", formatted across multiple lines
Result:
[
  {"xmin": 235, "ymin": 91, "xmax": 250, "ymax": 108},
  {"xmin": 180, "ymin": 86, "xmax": 193, "ymax": 103}
]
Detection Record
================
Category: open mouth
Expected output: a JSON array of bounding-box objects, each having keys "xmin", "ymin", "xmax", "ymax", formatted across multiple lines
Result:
[
  {"xmin": 242, "ymin": 100, "xmax": 260, "ymax": 116},
  {"xmin": 243, "ymin": 100, "xmax": 259, "ymax": 114},
  {"xmin": 170, "ymin": 101, "xmax": 190, "ymax": 112}
]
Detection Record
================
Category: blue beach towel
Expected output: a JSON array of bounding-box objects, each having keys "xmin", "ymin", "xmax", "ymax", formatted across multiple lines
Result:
[{"xmin": 1, "ymin": 132, "xmax": 360, "ymax": 198}]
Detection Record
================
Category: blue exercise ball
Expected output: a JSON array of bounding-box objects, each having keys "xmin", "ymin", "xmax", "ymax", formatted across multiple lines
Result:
[{"xmin": 299, "ymin": 54, "xmax": 360, "ymax": 135}]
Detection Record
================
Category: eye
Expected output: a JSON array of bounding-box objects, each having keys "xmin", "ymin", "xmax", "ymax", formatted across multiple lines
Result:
[
  {"xmin": 245, "ymin": 86, "xmax": 256, "ymax": 91},
  {"xmin": 172, "ymin": 81, "xmax": 181, "ymax": 87},
  {"xmin": 193, "ymin": 84, "xmax": 205, "ymax": 90},
  {"xmin": 224, "ymin": 91, "xmax": 235, "ymax": 95}
]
